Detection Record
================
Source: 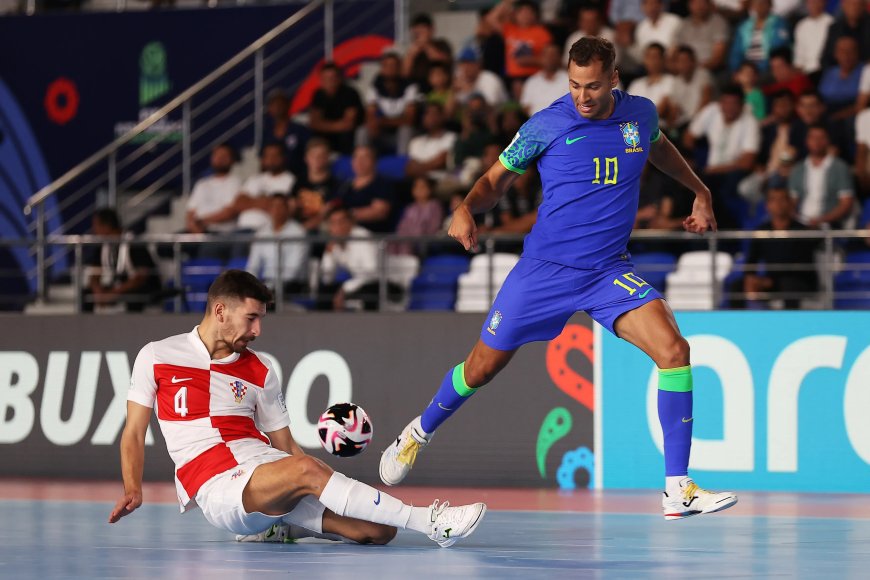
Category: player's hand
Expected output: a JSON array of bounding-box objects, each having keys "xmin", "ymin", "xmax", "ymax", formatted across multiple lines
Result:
[
  {"xmin": 108, "ymin": 490, "xmax": 142, "ymax": 523},
  {"xmin": 683, "ymin": 199, "xmax": 718, "ymax": 234},
  {"xmin": 448, "ymin": 204, "xmax": 479, "ymax": 252}
]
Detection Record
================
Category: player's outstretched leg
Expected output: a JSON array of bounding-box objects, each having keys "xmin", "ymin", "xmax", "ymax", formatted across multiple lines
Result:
[
  {"xmin": 614, "ymin": 299, "xmax": 737, "ymax": 520},
  {"xmin": 379, "ymin": 340, "xmax": 515, "ymax": 486},
  {"xmin": 244, "ymin": 454, "xmax": 486, "ymax": 547}
]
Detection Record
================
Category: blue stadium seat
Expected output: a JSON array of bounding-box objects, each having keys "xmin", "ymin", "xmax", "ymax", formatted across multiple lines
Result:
[
  {"xmin": 181, "ymin": 258, "xmax": 224, "ymax": 312},
  {"xmin": 834, "ymin": 251, "xmax": 870, "ymax": 309},
  {"xmin": 332, "ymin": 155, "xmax": 354, "ymax": 180},
  {"xmin": 409, "ymin": 255, "xmax": 471, "ymax": 310},
  {"xmin": 226, "ymin": 257, "xmax": 248, "ymax": 271},
  {"xmin": 631, "ymin": 252, "xmax": 677, "ymax": 293},
  {"xmin": 376, "ymin": 155, "xmax": 409, "ymax": 180}
]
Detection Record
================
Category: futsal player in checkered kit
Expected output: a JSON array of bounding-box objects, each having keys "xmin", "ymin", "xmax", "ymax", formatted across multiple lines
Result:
[
  {"xmin": 380, "ymin": 37, "xmax": 738, "ymax": 519},
  {"xmin": 109, "ymin": 270, "xmax": 485, "ymax": 547}
]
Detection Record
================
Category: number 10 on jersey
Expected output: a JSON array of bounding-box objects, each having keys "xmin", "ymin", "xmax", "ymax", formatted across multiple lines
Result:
[{"xmin": 592, "ymin": 157, "xmax": 618, "ymax": 185}]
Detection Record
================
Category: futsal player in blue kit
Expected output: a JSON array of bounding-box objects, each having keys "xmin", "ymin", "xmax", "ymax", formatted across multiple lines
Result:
[{"xmin": 380, "ymin": 37, "xmax": 738, "ymax": 519}]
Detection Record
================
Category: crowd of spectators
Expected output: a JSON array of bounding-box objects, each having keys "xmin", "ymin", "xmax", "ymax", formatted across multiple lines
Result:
[{"xmin": 95, "ymin": 0, "xmax": 870, "ymax": 311}]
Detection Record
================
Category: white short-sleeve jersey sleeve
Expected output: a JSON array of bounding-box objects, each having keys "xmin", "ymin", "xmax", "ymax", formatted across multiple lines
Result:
[
  {"xmin": 128, "ymin": 343, "xmax": 158, "ymax": 409},
  {"xmin": 254, "ymin": 358, "xmax": 290, "ymax": 433}
]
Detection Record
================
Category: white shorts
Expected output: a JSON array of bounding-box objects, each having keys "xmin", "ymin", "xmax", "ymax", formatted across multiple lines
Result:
[{"xmin": 194, "ymin": 447, "xmax": 327, "ymax": 535}]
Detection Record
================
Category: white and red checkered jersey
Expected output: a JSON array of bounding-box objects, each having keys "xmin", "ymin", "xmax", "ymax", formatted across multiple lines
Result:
[{"xmin": 128, "ymin": 326, "xmax": 289, "ymax": 511}]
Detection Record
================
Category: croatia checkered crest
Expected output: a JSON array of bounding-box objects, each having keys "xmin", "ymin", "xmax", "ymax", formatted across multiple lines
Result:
[{"xmin": 317, "ymin": 403, "xmax": 373, "ymax": 457}]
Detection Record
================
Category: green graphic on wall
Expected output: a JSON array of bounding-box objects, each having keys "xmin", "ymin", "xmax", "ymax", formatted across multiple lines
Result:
[{"xmin": 140, "ymin": 41, "xmax": 171, "ymax": 106}]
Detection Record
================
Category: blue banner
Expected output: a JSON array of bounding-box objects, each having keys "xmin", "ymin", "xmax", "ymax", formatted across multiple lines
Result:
[{"xmin": 597, "ymin": 312, "xmax": 870, "ymax": 492}]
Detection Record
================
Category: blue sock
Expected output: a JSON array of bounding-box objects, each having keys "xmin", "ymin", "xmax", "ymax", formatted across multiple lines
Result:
[
  {"xmin": 420, "ymin": 362, "xmax": 476, "ymax": 434},
  {"xmin": 657, "ymin": 365, "xmax": 693, "ymax": 477}
]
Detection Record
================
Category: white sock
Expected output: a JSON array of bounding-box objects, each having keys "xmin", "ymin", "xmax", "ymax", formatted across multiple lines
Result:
[
  {"xmin": 666, "ymin": 475, "xmax": 691, "ymax": 493},
  {"xmin": 319, "ymin": 472, "xmax": 429, "ymax": 532}
]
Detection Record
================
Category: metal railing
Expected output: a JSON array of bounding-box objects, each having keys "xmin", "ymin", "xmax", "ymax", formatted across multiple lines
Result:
[
  {"xmin": 2, "ymin": 229, "xmax": 870, "ymax": 314},
  {"xmin": 21, "ymin": 0, "xmax": 400, "ymax": 301}
]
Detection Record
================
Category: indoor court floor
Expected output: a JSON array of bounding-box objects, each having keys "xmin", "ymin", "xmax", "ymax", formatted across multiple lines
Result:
[{"xmin": 1, "ymin": 481, "xmax": 868, "ymax": 579}]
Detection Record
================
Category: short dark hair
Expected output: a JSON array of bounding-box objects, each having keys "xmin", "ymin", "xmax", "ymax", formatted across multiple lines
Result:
[
  {"xmin": 214, "ymin": 142, "xmax": 238, "ymax": 162},
  {"xmin": 645, "ymin": 42, "xmax": 666, "ymax": 56},
  {"xmin": 93, "ymin": 208, "xmax": 121, "ymax": 231},
  {"xmin": 737, "ymin": 60, "xmax": 759, "ymax": 73},
  {"xmin": 807, "ymin": 123, "xmax": 829, "ymax": 136},
  {"xmin": 411, "ymin": 13, "xmax": 433, "ymax": 28},
  {"xmin": 320, "ymin": 61, "xmax": 341, "ymax": 75},
  {"xmin": 305, "ymin": 137, "xmax": 331, "ymax": 153},
  {"xmin": 770, "ymin": 89, "xmax": 794, "ymax": 103},
  {"xmin": 799, "ymin": 88, "xmax": 822, "ymax": 101},
  {"xmin": 720, "ymin": 83, "xmax": 745, "ymax": 100},
  {"xmin": 207, "ymin": 270, "xmax": 273, "ymax": 309},
  {"xmin": 515, "ymin": 0, "xmax": 540, "ymax": 17},
  {"xmin": 769, "ymin": 47, "xmax": 793, "ymax": 65},
  {"xmin": 675, "ymin": 44, "xmax": 696, "ymax": 59},
  {"xmin": 568, "ymin": 37, "xmax": 616, "ymax": 73},
  {"xmin": 262, "ymin": 141, "xmax": 286, "ymax": 157},
  {"xmin": 326, "ymin": 204, "xmax": 353, "ymax": 220}
]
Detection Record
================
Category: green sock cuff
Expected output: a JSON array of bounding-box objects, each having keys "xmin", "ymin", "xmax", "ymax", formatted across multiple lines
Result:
[
  {"xmin": 658, "ymin": 365, "xmax": 693, "ymax": 392},
  {"xmin": 452, "ymin": 363, "xmax": 475, "ymax": 397}
]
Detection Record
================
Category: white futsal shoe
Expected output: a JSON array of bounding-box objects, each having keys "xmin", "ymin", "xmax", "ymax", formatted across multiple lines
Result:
[
  {"xmin": 428, "ymin": 500, "xmax": 487, "ymax": 548},
  {"xmin": 235, "ymin": 523, "xmax": 295, "ymax": 543},
  {"xmin": 379, "ymin": 416, "xmax": 432, "ymax": 486},
  {"xmin": 662, "ymin": 477, "xmax": 738, "ymax": 520}
]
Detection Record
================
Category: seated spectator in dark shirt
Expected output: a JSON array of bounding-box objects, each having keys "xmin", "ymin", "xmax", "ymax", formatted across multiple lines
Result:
[
  {"xmin": 819, "ymin": 0, "xmax": 870, "ymax": 70},
  {"xmin": 363, "ymin": 52, "xmax": 418, "ymax": 155},
  {"xmin": 83, "ymin": 209, "xmax": 161, "ymax": 312},
  {"xmin": 735, "ymin": 185, "xmax": 820, "ymax": 309},
  {"xmin": 264, "ymin": 89, "xmax": 309, "ymax": 178},
  {"xmin": 328, "ymin": 145, "xmax": 395, "ymax": 233},
  {"xmin": 309, "ymin": 62, "xmax": 364, "ymax": 155},
  {"xmin": 635, "ymin": 165, "xmax": 696, "ymax": 231},
  {"xmin": 292, "ymin": 138, "xmax": 339, "ymax": 233},
  {"xmin": 789, "ymin": 90, "xmax": 849, "ymax": 160},
  {"xmin": 402, "ymin": 13, "xmax": 454, "ymax": 92}
]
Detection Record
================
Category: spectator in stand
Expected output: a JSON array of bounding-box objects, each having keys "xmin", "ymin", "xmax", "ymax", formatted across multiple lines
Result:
[
  {"xmin": 857, "ymin": 105, "xmax": 870, "ymax": 200},
  {"xmin": 562, "ymin": 7, "xmax": 615, "ymax": 65},
  {"xmin": 792, "ymin": 0, "xmax": 834, "ymax": 77},
  {"xmin": 628, "ymin": 43, "xmax": 676, "ymax": 124},
  {"xmin": 185, "ymin": 143, "xmax": 241, "ymax": 235},
  {"xmin": 818, "ymin": 36, "xmax": 865, "ymax": 120},
  {"xmin": 712, "ymin": 0, "xmax": 746, "ymax": 24},
  {"xmin": 392, "ymin": 176, "xmax": 445, "ymax": 255},
  {"xmin": 635, "ymin": 165, "xmax": 696, "ymax": 231},
  {"xmin": 245, "ymin": 193, "xmax": 309, "ymax": 299},
  {"xmin": 520, "ymin": 43, "xmax": 569, "ymax": 116},
  {"xmin": 465, "ymin": 7, "xmax": 507, "ymax": 77},
  {"xmin": 292, "ymin": 138, "xmax": 339, "ymax": 232},
  {"xmin": 363, "ymin": 52, "xmax": 418, "ymax": 156},
  {"xmin": 685, "ymin": 84, "xmax": 761, "ymax": 228},
  {"xmin": 734, "ymin": 61, "xmax": 767, "ymax": 120},
  {"xmin": 763, "ymin": 48, "xmax": 812, "ymax": 99},
  {"xmin": 264, "ymin": 89, "xmax": 309, "ymax": 178},
  {"xmin": 205, "ymin": 143, "xmax": 296, "ymax": 236},
  {"xmin": 406, "ymin": 102, "xmax": 458, "ymax": 181},
  {"xmin": 674, "ymin": 0, "xmax": 730, "ymax": 72},
  {"xmin": 83, "ymin": 209, "xmax": 161, "ymax": 313},
  {"xmin": 669, "ymin": 45, "xmax": 713, "ymax": 131},
  {"xmin": 328, "ymin": 145, "xmax": 395, "ymax": 233},
  {"xmin": 486, "ymin": 0, "xmax": 554, "ymax": 99},
  {"xmin": 495, "ymin": 104, "xmax": 528, "ymax": 147},
  {"xmin": 309, "ymin": 62, "xmax": 364, "ymax": 155},
  {"xmin": 453, "ymin": 98, "xmax": 497, "ymax": 186},
  {"xmin": 318, "ymin": 206, "xmax": 401, "ymax": 311},
  {"xmin": 789, "ymin": 124, "xmax": 855, "ymax": 228},
  {"xmin": 634, "ymin": 0, "xmax": 682, "ymax": 54},
  {"xmin": 454, "ymin": 46, "xmax": 509, "ymax": 109},
  {"xmin": 729, "ymin": 0, "xmax": 790, "ymax": 74},
  {"xmin": 736, "ymin": 185, "xmax": 820, "ymax": 309},
  {"xmin": 424, "ymin": 62, "xmax": 458, "ymax": 122},
  {"xmin": 819, "ymin": 0, "xmax": 870, "ymax": 70},
  {"xmin": 402, "ymin": 13, "xmax": 453, "ymax": 92}
]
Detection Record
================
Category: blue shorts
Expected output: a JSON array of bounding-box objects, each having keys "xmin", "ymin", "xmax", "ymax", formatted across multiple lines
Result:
[{"xmin": 480, "ymin": 257, "xmax": 663, "ymax": 350}]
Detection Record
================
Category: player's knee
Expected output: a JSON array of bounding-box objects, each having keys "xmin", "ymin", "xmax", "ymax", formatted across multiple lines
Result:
[
  {"xmin": 370, "ymin": 524, "xmax": 397, "ymax": 545},
  {"xmin": 292, "ymin": 455, "xmax": 331, "ymax": 489},
  {"xmin": 661, "ymin": 336, "xmax": 690, "ymax": 368}
]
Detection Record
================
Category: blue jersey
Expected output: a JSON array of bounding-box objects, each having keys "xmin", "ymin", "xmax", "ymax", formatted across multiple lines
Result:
[{"xmin": 499, "ymin": 90, "xmax": 660, "ymax": 269}]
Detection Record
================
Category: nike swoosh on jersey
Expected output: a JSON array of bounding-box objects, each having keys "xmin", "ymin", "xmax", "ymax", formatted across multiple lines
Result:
[
  {"xmin": 374, "ymin": 491, "xmax": 381, "ymax": 506},
  {"xmin": 171, "ymin": 376, "xmax": 193, "ymax": 383},
  {"xmin": 437, "ymin": 403, "xmax": 453, "ymax": 411},
  {"xmin": 565, "ymin": 135, "xmax": 588, "ymax": 144}
]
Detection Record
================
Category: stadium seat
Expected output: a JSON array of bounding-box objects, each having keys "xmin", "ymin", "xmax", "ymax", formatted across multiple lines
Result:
[
  {"xmin": 455, "ymin": 253, "xmax": 520, "ymax": 312},
  {"xmin": 332, "ymin": 155, "xmax": 354, "ymax": 180},
  {"xmin": 834, "ymin": 251, "xmax": 870, "ymax": 309},
  {"xmin": 181, "ymin": 258, "xmax": 224, "ymax": 312},
  {"xmin": 665, "ymin": 251, "xmax": 733, "ymax": 310},
  {"xmin": 377, "ymin": 155, "xmax": 409, "ymax": 180},
  {"xmin": 409, "ymin": 255, "xmax": 471, "ymax": 310},
  {"xmin": 226, "ymin": 257, "xmax": 248, "ymax": 271},
  {"xmin": 631, "ymin": 252, "xmax": 677, "ymax": 293}
]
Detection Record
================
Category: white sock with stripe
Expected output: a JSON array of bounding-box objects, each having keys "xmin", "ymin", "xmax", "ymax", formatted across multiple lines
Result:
[{"xmin": 318, "ymin": 472, "xmax": 431, "ymax": 534}]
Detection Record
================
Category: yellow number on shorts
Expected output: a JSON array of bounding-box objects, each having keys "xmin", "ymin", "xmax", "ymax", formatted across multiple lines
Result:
[{"xmin": 613, "ymin": 273, "xmax": 649, "ymax": 295}]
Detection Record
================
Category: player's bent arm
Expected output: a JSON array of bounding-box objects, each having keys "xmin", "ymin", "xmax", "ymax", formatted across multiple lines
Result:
[
  {"xmin": 266, "ymin": 427, "xmax": 306, "ymax": 457},
  {"xmin": 463, "ymin": 160, "xmax": 521, "ymax": 214},
  {"xmin": 109, "ymin": 401, "xmax": 151, "ymax": 523},
  {"xmin": 647, "ymin": 132, "xmax": 712, "ymax": 204}
]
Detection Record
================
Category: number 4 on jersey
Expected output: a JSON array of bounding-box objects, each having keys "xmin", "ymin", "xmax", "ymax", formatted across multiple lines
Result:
[{"xmin": 174, "ymin": 386, "xmax": 189, "ymax": 417}]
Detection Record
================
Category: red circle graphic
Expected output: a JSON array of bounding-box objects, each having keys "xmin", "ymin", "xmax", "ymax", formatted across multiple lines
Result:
[{"xmin": 45, "ymin": 78, "xmax": 80, "ymax": 125}]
